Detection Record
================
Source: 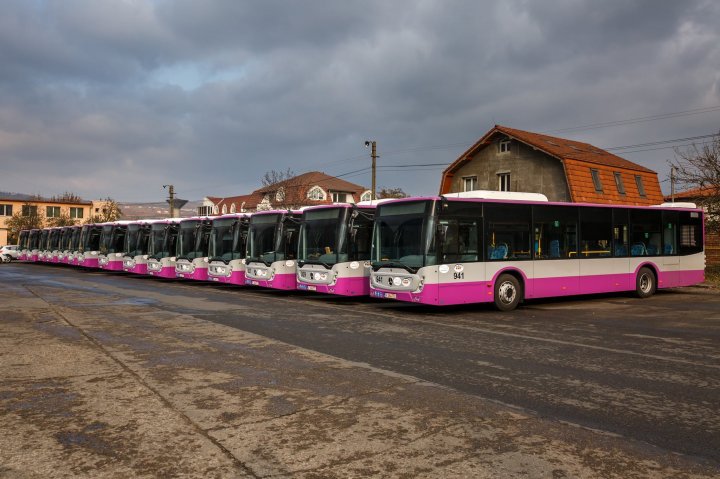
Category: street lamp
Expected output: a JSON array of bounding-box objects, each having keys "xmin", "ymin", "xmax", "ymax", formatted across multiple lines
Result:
[{"xmin": 364, "ymin": 140, "xmax": 378, "ymax": 200}]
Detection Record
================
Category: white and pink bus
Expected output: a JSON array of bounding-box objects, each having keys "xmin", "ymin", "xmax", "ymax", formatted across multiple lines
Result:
[
  {"xmin": 17, "ymin": 230, "xmax": 29, "ymax": 261},
  {"xmin": 296, "ymin": 203, "xmax": 376, "ymax": 296},
  {"xmin": 175, "ymin": 217, "xmax": 213, "ymax": 280},
  {"xmin": 207, "ymin": 213, "xmax": 251, "ymax": 285},
  {"xmin": 63, "ymin": 226, "xmax": 82, "ymax": 264},
  {"xmin": 98, "ymin": 221, "xmax": 132, "ymax": 271},
  {"xmin": 27, "ymin": 229, "xmax": 42, "ymax": 262},
  {"xmin": 122, "ymin": 220, "xmax": 158, "ymax": 274},
  {"xmin": 369, "ymin": 192, "xmax": 705, "ymax": 311},
  {"xmin": 146, "ymin": 218, "xmax": 182, "ymax": 278},
  {"xmin": 36, "ymin": 228, "xmax": 52, "ymax": 262},
  {"xmin": 77, "ymin": 223, "xmax": 103, "ymax": 268},
  {"xmin": 244, "ymin": 209, "xmax": 303, "ymax": 290},
  {"xmin": 57, "ymin": 226, "xmax": 77, "ymax": 264}
]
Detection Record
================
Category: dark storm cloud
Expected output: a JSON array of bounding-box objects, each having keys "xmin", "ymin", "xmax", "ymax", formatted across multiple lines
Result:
[{"xmin": 0, "ymin": 0, "xmax": 718, "ymax": 201}]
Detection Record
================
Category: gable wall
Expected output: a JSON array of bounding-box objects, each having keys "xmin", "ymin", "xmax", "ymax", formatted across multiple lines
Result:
[{"xmin": 447, "ymin": 137, "xmax": 571, "ymax": 202}]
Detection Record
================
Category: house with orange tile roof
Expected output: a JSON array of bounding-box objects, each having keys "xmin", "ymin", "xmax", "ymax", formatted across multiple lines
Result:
[
  {"xmin": 440, "ymin": 125, "xmax": 663, "ymax": 206},
  {"xmin": 198, "ymin": 171, "xmax": 371, "ymax": 215}
]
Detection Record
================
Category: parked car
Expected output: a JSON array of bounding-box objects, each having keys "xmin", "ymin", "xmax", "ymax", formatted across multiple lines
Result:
[{"xmin": 0, "ymin": 245, "xmax": 20, "ymax": 261}]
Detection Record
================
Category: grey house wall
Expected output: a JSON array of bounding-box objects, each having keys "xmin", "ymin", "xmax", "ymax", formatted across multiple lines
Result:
[{"xmin": 449, "ymin": 137, "xmax": 571, "ymax": 202}]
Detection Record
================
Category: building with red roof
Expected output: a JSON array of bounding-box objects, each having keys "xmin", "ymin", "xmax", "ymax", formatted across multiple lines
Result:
[
  {"xmin": 440, "ymin": 125, "xmax": 663, "ymax": 206},
  {"xmin": 198, "ymin": 171, "xmax": 371, "ymax": 215}
]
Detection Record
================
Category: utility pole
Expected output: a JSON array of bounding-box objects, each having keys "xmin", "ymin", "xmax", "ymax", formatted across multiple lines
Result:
[
  {"xmin": 365, "ymin": 140, "xmax": 378, "ymax": 200},
  {"xmin": 164, "ymin": 184, "xmax": 175, "ymax": 217},
  {"xmin": 670, "ymin": 166, "xmax": 676, "ymax": 203}
]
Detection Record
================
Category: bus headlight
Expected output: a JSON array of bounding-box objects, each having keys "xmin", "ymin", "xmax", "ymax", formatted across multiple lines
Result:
[{"xmin": 401, "ymin": 278, "xmax": 411, "ymax": 287}]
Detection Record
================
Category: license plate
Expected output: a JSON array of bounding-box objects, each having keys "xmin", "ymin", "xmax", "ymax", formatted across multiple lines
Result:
[
  {"xmin": 178, "ymin": 274, "xmax": 184, "ymax": 277},
  {"xmin": 308, "ymin": 285, "xmax": 316, "ymax": 291},
  {"xmin": 384, "ymin": 292, "xmax": 396, "ymax": 299},
  {"xmin": 252, "ymin": 281, "xmax": 259, "ymax": 285}
]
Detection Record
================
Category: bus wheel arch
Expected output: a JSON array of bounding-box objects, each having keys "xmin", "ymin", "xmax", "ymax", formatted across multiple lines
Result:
[
  {"xmin": 635, "ymin": 265, "xmax": 657, "ymax": 299},
  {"xmin": 493, "ymin": 271, "xmax": 524, "ymax": 311}
]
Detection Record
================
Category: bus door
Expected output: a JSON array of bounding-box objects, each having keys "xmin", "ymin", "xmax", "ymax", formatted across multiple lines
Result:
[{"xmin": 532, "ymin": 205, "xmax": 579, "ymax": 298}]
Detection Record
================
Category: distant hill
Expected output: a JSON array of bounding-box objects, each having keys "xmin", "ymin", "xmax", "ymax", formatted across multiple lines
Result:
[{"xmin": 119, "ymin": 200, "xmax": 202, "ymax": 220}]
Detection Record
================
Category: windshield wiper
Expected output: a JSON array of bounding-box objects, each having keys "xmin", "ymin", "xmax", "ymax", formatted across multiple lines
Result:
[
  {"xmin": 298, "ymin": 258, "xmax": 333, "ymax": 269},
  {"xmin": 371, "ymin": 261, "xmax": 418, "ymax": 274}
]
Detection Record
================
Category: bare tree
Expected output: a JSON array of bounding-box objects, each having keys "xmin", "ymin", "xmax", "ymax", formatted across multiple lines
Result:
[
  {"xmin": 670, "ymin": 133, "xmax": 720, "ymax": 231},
  {"xmin": 50, "ymin": 191, "xmax": 84, "ymax": 203},
  {"xmin": 377, "ymin": 186, "xmax": 409, "ymax": 199},
  {"xmin": 261, "ymin": 168, "xmax": 296, "ymax": 187}
]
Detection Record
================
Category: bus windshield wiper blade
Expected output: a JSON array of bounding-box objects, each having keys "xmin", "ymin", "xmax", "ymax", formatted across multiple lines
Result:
[
  {"xmin": 300, "ymin": 259, "xmax": 333, "ymax": 269},
  {"xmin": 372, "ymin": 261, "xmax": 417, "ymax": 274}
]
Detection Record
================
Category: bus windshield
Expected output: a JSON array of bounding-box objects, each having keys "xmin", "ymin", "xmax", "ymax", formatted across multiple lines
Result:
[
  {"xmin": 100, "ymin": 225, "xmax": 127, "ymax": 254},
  {"xmin": 371, "ymin": 200, "xmax": 437, "ymax": 272},
  {"xmin": 148, "ymin": 223, "xmax": 177, "ymax": 260},
  {"xmin": 19, "ymin": 231, "xmax": 28, "ymax": 249},
  {"xmin": 81, "ymin": 226, "xmax": 101, "ymax": 252},
  {"xmin": 209, "ymin": 218, "xmax": 248, "ymax": 262},
  {"xmin": 48, "ymin": 229, "xmax": 61, "ymax": 250},
  {"xmin": 70, "ymin": 228, "xmax": 81, "ymax": 250},
  {"xmin": 247, "ymin": 213, "xmax": 299, "ymax": 265},
  {"xmin": 247, "ymin": 214, "xmax": 281, "ymax": 265},
  {"xmin": 125, "ymin": 224, "xmax": 150, "ymax": 257},
  {"xmin": 60, "ymin": 228, "xmax": 73, "ymax": 250},
  {"xmin": 177, "ymin": 220, "xmax": 210, "ymax": 259},
  {"xmin": 298, "ymin": 207, "xmax": 349, "ymax": 267}
]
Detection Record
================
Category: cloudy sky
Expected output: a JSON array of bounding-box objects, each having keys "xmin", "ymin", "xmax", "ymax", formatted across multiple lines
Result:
[{"xmin": 1, "ymin": 0, "xmax": 719, "ymax": 202}]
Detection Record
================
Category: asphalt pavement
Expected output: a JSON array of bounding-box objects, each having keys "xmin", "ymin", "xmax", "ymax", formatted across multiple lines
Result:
[{"xmin": 1, "ymin": 262, "xmax": 719, "ymax": 478}]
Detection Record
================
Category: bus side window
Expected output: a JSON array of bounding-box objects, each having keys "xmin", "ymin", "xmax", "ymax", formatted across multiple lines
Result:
[{"xmin": 441, "ymin": 219, "xmax": 478, "ymax": 263}]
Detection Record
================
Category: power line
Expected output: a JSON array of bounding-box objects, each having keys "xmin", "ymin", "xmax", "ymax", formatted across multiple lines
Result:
[{"xmin": 544, "ymin": 104, "xmax": 720, "ymax": 134}]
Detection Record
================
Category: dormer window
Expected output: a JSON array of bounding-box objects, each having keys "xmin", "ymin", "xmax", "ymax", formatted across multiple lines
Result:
[
  {"xmin": 591, "ymin": 169, "xmax": 604, "ymax": 192},
  {"xmin": 221, "ymin": 204, "xmax": 227, "ymax": 214},
  {"xmin": 230, "ymin": 203, "xmax": 236, "ymax": 213},
  {"xmin": 499, "ymin": 140, "xmax": 511, "ymax": 154},
  {"xmin": 360, "ymin": 190, "xmax": 372, "ymax": 202},
  {"xmin": 307, "ymin": 186, "xmax": 326, "ymax": 201},
  {"xmin": 275, "ymin": 187, "xmax": 285, "ymax": 202}
]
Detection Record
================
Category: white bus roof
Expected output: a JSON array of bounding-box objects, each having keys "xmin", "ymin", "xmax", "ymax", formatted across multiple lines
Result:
[
  {"xmin": 442, "ymin": 190, "xmax": 549, "ymax": 202},
  {"xmin": 651, "ymin": 202, "xmax": 698, "ymax": 209}
]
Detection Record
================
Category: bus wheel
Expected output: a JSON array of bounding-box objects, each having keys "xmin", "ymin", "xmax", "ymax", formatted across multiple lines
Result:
[
  {"xmin": 635, "ymin": 267, "xmax": 656, "ymax": 298},
  {"xmin": 494, "ymin": 274, "xmax": 522, "ymax": 311}
]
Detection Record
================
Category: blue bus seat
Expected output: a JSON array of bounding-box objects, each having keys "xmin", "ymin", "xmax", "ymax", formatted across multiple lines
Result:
[
  {"xmin": 631, "ymin": 243, "xmax": 646, "ymax": 256},
  {"xmin": 549, "ymin": 240, "xmax": 560, "ymax": 258}
]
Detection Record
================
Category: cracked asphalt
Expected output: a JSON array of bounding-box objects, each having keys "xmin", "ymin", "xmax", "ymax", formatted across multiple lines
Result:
[{"xmin": 1, "ymin": 262, "xmax": 719, "ymax": 478}]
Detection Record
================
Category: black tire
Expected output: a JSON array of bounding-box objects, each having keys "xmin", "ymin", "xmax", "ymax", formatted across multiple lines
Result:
[
  {"xmin": 635, "ymin": 267, "xmax": 656, "ymax": 298},
  {"xmin": 494, "ymin": 273, "xmax": 522, "ymax": 311}
]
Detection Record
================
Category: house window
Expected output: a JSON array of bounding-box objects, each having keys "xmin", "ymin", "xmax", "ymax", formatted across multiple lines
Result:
[
  {"xmin": 499, "ymin": 140, "xmax": 511, "ymax": 154},
  {"xmin": 463, "ymin": 176, "xmax": 478, "ymax": 192},
  {"xmin": 307, "ymin": 186, "xmax": 326, "ymax": 201},
  {"xmin": 360, "ymin": 191, "xmax": 372, "ymax": 202},
  {"xmin": 230, "ymin": 203, "xmax": 236, "ymax": 213},
  {"xmin": 197, "ymin": 206, "xmax": 213, "ymax": 216},
  {"xmin": 332, "ymin": 192, "xmax": 348, "ymax": 203},
  {"xmin": 69, "ymin": 207, "xmax": 83, "ymax": 219},
  {"xmin": 46, "ymin": 206, "xmax": 61, "ymax": 218},
  {"xmin": 212, "ymin": 205, "xmax": 219, "ymax": 215},
  {"xmin": 275, "ymin": 187, "xmax": 285, "ymax": 202},
  {"xmin": 498, "ymin": 173, "xmax": 511, "ymax": 192},
  {"xmin": 22, "ymin": 205, "xmax": 38, "ymax": 216},
  {"xmin": 635, "ymin": 175, "xmax": 646, "ymax": 197},
  {"xmin": 591, "ymin": 169, "xmax": 603, "ymax": 192},
  {"xmin": 613, "ymin": 172, "xmax": 625, "ymax": 195},
  {"xmin": 0, "ymin": 204, "xmax": 12, "ymax": 216},
  {"xmin": 222, "ymin": 204, "xmax": 227, "ymax": 214}
]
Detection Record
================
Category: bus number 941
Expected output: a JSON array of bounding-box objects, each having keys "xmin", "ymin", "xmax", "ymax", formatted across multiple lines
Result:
[{"xmin": 454, "ymin": 272, "xmax": 464, "ymax": 280}]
